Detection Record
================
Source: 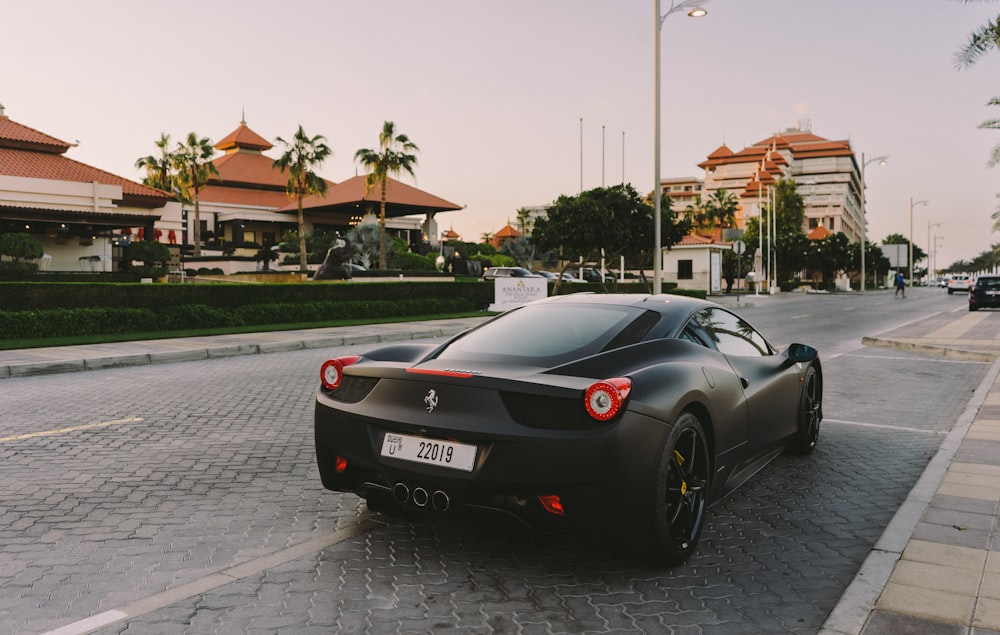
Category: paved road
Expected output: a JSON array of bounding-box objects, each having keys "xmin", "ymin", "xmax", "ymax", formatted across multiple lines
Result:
[{"xmin": 0, "ymin": 290, "xmax": 996, "ymax": 634}]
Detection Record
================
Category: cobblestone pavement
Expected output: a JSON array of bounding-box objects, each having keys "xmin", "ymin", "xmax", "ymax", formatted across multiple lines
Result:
[{"xmin": 0, "ymin": 304, "xmax": 996, "ymax": 634}]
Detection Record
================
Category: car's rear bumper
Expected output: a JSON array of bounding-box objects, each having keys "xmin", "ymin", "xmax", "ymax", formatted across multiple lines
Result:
[{"xmin": 314, "ymin": 396, "xmax": 670, "ymax": 532}]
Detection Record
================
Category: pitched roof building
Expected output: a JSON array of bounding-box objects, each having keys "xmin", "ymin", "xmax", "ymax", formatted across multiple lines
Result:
[
  {"xmin": 0, "ymin": 107, "xmax": 176, "ymax": 272},
  {"xmin": 196, "ymin": 120, "xmax": 464, "ymax": 252}
]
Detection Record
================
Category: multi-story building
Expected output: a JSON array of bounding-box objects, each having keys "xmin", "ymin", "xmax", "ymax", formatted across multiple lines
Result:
[{"xmin": 689, "ymin": 124, "xmax": 863, "ymax": 243}]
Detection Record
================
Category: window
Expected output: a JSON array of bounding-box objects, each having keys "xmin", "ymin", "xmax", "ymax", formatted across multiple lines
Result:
[
  {"xmin": 678, "ymin": 260, "xmax": 693, "ymax": 280},
  {"xmin": 686, "ymin": 308, "xmax": 773, "ymax": 357}
]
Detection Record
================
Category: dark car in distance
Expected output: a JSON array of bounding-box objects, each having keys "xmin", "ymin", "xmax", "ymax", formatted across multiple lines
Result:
[
  {"xmin": 969, "ymin": 275, "xmax": 1000, "ymax": 311},
  {"xmin": 314, "ymin": 294, "xmax": 822, "ymax": 565}
]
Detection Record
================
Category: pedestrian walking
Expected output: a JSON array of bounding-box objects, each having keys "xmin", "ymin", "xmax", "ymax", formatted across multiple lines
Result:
[{"xmin": 894, "ymin": 271, "xmax": 906, "ymax": 298}]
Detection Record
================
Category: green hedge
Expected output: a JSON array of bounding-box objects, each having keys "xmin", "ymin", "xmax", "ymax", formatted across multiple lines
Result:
[{"xmin": 0, "ymin": 297, "xmax": 477, "ymax": 339}]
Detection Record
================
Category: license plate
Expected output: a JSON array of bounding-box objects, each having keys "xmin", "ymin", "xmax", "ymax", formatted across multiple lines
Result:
[{"xmin": 380, "ymin": 432, "xmax": 477, "ymax": 472}]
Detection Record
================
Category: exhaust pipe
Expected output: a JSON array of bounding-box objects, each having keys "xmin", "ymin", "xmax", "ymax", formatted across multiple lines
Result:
[
  {"xmin": 432, "ymin": 490, "xmax": 450, "ymax": 512},
  {"xmin": 412, "ymin": 487, "xmax": 429, "ymax": 508},
  {"xmin": 392, "ymin": 482, "xmax": 410, "ymax": 504}
]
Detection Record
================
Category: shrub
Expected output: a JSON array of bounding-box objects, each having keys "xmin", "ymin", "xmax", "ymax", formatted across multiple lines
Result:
[{"xmin": 0, "ymin": 233, "xmax": 44, "ymax": 262}]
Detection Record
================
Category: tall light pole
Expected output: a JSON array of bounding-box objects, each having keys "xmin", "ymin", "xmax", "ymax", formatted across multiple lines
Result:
[
  {"xmin": 859, "ymin": 153, "xmax": 888, "ymax": 292},
  {"xmin": 654, "ymin": 0, "xmax": 708, "ymax": 293},
  {"xmin": 909, "ymin": 197, "xmax": 928, "ymax": 286},
  {"xmin": 927, "ymin": 221, "xmax": 941, "ymax": 282}
]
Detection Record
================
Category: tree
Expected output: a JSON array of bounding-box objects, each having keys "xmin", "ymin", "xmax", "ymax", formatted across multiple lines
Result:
[
  {"xmin": 741, "ymin": 178, "xmax": 808, "ymax": 283},
  {"xmin": 515, "ymin": 207, "xmax": 534, "ymax": 236},
  {"xmin": 851, "ymin": 241, "xmax": 890, "ymax": 287},
  {"xmin": 684, "ymin": 195, "xmax": 709, "ymax": 234},
  {"xmin": 704, "ymin": 188, "xmax": 739, "ymax": 233},
  {"xmin": 805, "ymin": 233, "xmax": 853, "ymax": 285},
  {"xmin": 135, "ymin": 133, "xmax": 177, "ymax": 194},
  {"xmin": 533, "ymin": 184, "xmax": 689, "ymax": 282},
  {"xmin": 955, "ymin": 2, "xmax": 1000, "ymax": 69},
  {"xmin": 173, "ymin": 133, "xmax": 219, "ymax": 258},
  {"xmin": 355, "ymin": 121, "xmax": 419, "ymax": 269},
  {"xmin": 273, "ymin": 125, "xmax": 332, "ymax": 273},
  {"xmin": 499, "ymin": 235, "xmax": 535, "ymax": 269}
]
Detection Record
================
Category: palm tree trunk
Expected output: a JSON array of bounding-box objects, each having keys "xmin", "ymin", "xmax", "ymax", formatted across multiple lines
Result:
[
  {"xmin": 298, "ymin": 193, "xmax": 308, "ymax": 272},
  {"xmin": 193, "ymin": 189, "xmax": 201, "ymax": 258},
  {"xmin": 379, "ymin": 179, "xmax": 388, "ymax": 269}
]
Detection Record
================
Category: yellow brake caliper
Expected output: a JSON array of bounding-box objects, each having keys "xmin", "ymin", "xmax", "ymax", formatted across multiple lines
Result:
[{"xmin": 674, "ymin": 450, "xmax": 687, "ymax": 495}]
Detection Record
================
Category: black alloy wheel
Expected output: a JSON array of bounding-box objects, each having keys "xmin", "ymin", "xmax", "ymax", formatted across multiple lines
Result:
[
  {"xmin": 789, "ymin": 366, "xmax": 821, "ymax": 454},
  {"xmin": 650, "ymin": 412, "xmax": 710, "ymax": 565}
]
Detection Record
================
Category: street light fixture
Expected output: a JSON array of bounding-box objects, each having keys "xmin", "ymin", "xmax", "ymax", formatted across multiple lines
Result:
[
  {"xmin": 909, "ymin": 197, "xmax": 928, "ymax": 287},
  {"xmin": 653, "ymin": 0, "xmax": 708, "ymax": 294},
  {"xmin": 859, "ymin": 153, "xmax": 888, "ymax": 292}
]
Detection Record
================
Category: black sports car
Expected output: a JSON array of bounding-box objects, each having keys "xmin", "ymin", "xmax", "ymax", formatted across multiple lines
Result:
[{"xmin": 315, "ymin": 293, "xmax": 822, "ymax": 564}]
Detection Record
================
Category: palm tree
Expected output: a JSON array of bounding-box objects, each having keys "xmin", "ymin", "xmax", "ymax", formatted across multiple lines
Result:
[
  {"xmin": 684, "ymin": 195, "xmax": 709, "ymax": 235},
  {"xmin": 355, "ymin": 121, "xmax": 419, "ymax": 269},
  {"xmin": 480, "ymin": 232, "xmax": 494, "ymax": 244},
  {"xmin": 173, "ymin": 133, "xmax": 219, "ymax": 258},
  {"xmin": 273, "ymin": 126, "xmax": 333, "ymax": 272},
  {"xmin": 515, "ymin": 207, "xmax": 534, "ymax": 236},
  {"xmin": 705, "ymin": 188, "xmax": 739, "ymax": 232},
  {"xmin": 135, "ymin": 133, "xmax": 177, "ymax": 194},
  {"xmin": 955, "ymin": 3, "xmax": 1000, "ymax": 68}
]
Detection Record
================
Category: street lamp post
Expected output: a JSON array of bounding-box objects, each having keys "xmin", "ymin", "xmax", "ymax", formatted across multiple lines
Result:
[
  {"xmin": 909, "ymin": 197, "xmax": 928, "ymax": 287},
  {"xmin": 859, "ymin": 153, "xmax": 888, "ymax": 292},
  {"xmin": 927, "ymin": 221, "xmax": 941, "ymax": 283},
  {"xmin": 654, "ymin": 0, "xmax": 708, "ymax": 294}
]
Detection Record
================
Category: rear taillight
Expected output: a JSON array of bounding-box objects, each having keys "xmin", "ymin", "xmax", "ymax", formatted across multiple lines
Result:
[
  {"xmin": 584, "ymin": 377, "xmax": 632, "ymax": 421},
  {"xmin": 320, "ymin": 356, "xmax": 361, "ymax": 390}
]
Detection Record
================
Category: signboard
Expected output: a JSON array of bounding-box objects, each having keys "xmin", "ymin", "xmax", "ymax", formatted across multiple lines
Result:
[
  {"xmin": 488, "ymin": 278, "xmax": 547, "ymax": 312},
  {"xmin": 710, "ymin": 251, "xmax": 721, "ymax": 293},
  {"xmin": 884, "ymin": 244, "xmax": 909, "ymax": 268}
]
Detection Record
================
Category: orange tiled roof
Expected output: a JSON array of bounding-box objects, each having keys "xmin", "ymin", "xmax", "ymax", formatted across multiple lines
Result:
[
  {"xmin": 495, "ymin": 223, "xmax": 520, "ymax": 238},
  {"xmin": 211, "ymin": 151, "xmax": 293, "ymax": 189},
  {"xmin": 0, "ymin": 147, "xmax": 170, "ymax": 207},
  {"xmin": 198, "ymin": 183, "xmax": 295, "ymax": 208},
  {"xmin": 677, "ymin": 233, "xmax": 730, "ymax": 246},
  {"xmin": 288, "ymin": 174, "xmax": 462, "ymax": 215},
  {"xmin": 216, "ymin": 122, "xmax": 273, "ymax": 152},
  {"xmin": 807, "ymin": 225, "xmax": 833, "ymax": 240},
  {"xmin": 0, "ymin": 115, "xmax": 71, "ymax": 153}
]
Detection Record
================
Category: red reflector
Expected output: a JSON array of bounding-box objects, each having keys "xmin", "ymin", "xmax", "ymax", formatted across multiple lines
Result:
[
  {"xmin": 538, "ymin": 495, "xmax": 565, "ymax": 516},
  {"xmin": 335, "ymin": 456, "xmax": 348, "ymax": 473},
  {"xmin": 406, "ymin": 368, "xmax": 474, "ymax": 378}
]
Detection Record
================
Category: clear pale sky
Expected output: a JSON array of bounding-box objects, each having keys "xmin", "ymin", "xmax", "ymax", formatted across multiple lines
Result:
[{"xmin": 3, "ymin": 0, "xmax": 998, "ymax": 269}]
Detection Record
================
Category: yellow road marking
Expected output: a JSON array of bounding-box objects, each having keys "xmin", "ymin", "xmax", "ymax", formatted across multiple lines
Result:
[{"xmin": 0, "ymin": 417, "xmax": 144, "ymax": 444}]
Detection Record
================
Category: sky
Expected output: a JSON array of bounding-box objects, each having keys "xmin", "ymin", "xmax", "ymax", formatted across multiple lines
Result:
[{"xmin": 3, "ymin": 0, "xmax": 999, "ymax": 269}]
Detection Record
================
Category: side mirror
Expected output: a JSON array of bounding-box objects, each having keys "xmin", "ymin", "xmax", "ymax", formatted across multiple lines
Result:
[{"xmin": 786, "ymin": 343, "xmax": 818, "ymax": 364}]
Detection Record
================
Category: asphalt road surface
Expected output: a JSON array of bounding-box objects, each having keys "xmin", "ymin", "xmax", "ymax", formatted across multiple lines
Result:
[{"xmin": 0, "ymin": 287, "xmax": 989, "ymax": 634}]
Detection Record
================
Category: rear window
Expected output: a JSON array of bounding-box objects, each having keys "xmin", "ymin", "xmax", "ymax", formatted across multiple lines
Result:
[
  {"xmin": 978, "ymin": 277, "xmax": 1000, "ymax": 289},
  {"xmin": 436, "ymin": 303, "xmax": 659, "ymax": 366}
]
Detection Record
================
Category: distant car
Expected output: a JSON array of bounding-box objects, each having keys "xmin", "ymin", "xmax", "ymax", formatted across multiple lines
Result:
[
  {"xmin": 535, "ymin": 271, "xmax": 558, "ymax": 280},
  {"xmin": 560, "ymin": 272, "xmax": 587, "ymax": 283},
  {"xmin": 482, "ymin": 267, "xmax": 542, "ymax": 280},
  {"xmin": 969, "ymin": 275, "xmax": 1000, "ymax": 311},
  {"xmin": 948, "ymin": 274, "xmax": 973, "ymax": 294},
  {"xmin": 314, "ymin": 294, "xmax": 823, "ymax": 565},
  {"xmin": 574, "ymin": 267, "xmax": 615, "ymax": 283}
]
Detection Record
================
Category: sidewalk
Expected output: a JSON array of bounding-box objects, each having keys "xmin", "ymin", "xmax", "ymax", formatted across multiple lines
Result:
[
  {"xmin": 3, "ymin": 306, "xmax": 1000, "ymax": 633},
  {"xmin": 822, "ymin": 309, "xmax": 1000, "ymax": 635}
]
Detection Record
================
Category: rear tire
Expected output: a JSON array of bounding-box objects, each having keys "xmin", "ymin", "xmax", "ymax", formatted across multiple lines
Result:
[{"xmin": 644, "ymin": 412, "xmax": 710, "ymax": 566}]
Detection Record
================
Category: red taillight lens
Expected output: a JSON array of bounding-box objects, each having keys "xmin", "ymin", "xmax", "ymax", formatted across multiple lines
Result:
[
  {"xmin": 584, "ymin": 377, "xmax": 632, "ymax": 421},
  {"xmin": 320, "ymin": 356, "xmax": 361, "ymax": 390},
  {"xmin": 335, "ymin": 456, "xmax": 348, "ymax": 473},
  {"xmin": 538, "ymin": 494, "xmax": 565, "ymax": 516}
]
